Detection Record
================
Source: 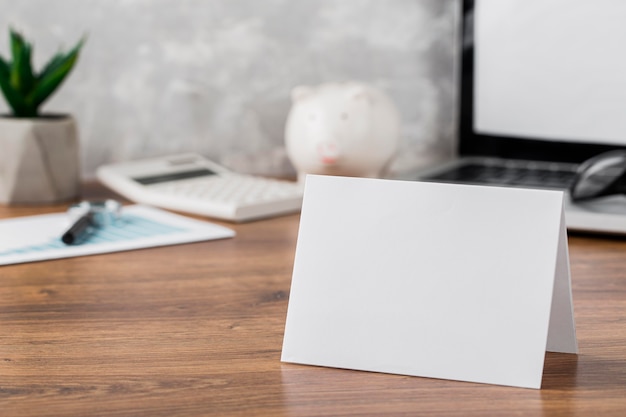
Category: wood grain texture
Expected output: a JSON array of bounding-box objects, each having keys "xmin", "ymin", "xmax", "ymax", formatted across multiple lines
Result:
[{"xmin": 1, "ymin": 184, "xmax": 625, "ymax": 416}]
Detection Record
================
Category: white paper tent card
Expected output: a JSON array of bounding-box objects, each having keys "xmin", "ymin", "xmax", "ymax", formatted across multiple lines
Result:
[{"xmin": 281, "ymin": 175, "xmax": 577, "ymax": 389}]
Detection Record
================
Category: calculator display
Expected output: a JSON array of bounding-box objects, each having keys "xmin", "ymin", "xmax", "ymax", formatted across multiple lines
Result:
[{"xmin": 133, "ymin": 169, "xmax": 217, "ymax": 185}]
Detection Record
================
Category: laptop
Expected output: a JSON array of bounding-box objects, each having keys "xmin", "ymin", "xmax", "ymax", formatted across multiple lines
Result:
[{"xmin": 408, "ymin": 0, "xmax": 626, "ymax": 235}]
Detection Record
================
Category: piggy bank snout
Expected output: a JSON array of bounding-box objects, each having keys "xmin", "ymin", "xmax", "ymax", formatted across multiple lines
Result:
[{"xmin": 317, "ymin": 141, "xmax": 340, "ymax": 165}]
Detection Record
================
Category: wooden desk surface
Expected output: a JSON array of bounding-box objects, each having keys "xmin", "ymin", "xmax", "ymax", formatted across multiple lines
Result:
[{"xmin": 1, "ymin": 184, "xmax": 625, "ymax": 416}]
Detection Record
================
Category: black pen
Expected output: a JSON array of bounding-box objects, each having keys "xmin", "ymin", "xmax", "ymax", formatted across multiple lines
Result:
[{"xmin": 61, "ymin": 212, "xmax": 94, "ymax": 245}]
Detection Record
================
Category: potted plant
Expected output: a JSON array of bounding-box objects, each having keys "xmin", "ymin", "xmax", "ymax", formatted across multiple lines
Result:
[{"xmin": 0, "ymin": 29, "xmax": 84, "ymax": 204}]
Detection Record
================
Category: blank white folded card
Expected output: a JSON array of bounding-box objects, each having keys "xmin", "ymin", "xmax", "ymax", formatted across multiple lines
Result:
[{"xmin": 281, "ymin": 175, "xmax": 577, "ymax": 389}]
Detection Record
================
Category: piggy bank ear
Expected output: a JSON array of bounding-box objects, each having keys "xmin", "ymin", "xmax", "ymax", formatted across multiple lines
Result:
[
  {"xmin": 291, "ymin": 86, "xmax": 313, "ymax": 102},
  {"xmin": 348, "ymin": 85, "xmax": 374, "ymax": 104}
]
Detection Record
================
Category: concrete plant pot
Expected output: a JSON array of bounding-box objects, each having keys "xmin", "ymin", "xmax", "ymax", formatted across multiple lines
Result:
[{"xmin": 0, "ymin": 115, "xmax": 80, "ymax": 204}]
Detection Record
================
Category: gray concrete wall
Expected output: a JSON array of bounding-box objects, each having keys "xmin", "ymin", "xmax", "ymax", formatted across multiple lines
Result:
[{"xmin": 0, "ymin": 0, "xmax": 459, "ymax": 178}]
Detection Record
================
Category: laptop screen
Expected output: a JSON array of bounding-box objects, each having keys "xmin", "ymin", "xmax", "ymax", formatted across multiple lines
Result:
[{"xmin": 459, "ymin": 0, "xmax": 626, "ymax": 163}]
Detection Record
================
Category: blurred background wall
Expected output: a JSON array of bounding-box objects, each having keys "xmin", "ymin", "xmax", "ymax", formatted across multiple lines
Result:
[{"xmin": 0, "ymin": 0, "xmax": 459, "ymax": 179}]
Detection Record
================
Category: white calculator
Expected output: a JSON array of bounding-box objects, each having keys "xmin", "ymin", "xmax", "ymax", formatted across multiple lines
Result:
[{"xmin": 96, "ymin": 153, "xmax": 303, "ymax": 222}]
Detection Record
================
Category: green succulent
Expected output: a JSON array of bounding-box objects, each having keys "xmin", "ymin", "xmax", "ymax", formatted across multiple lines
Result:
[{"xmin": 0, "ymin": 29, "xmax": 84, "ymax": 118}]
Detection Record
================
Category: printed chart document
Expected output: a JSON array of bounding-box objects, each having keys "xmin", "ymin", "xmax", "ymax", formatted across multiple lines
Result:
[
  {"xmin": 0, "ymin": 205, "xmax": 234, "ymax": 266},
  {"xmin": 282, "ymin": 175, "xmax": 577, "ymax": 389}
]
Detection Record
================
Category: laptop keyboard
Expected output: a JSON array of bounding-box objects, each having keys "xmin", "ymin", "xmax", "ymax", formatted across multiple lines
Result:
[{"xmin": 425, "ymin": 163, "xmax": 578, "ymax": 190}]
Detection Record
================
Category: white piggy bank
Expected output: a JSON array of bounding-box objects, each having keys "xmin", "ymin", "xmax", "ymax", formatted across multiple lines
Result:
[{"xmin": 285, "ymin": 82, "xmax": 400, "ymax": 182}]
